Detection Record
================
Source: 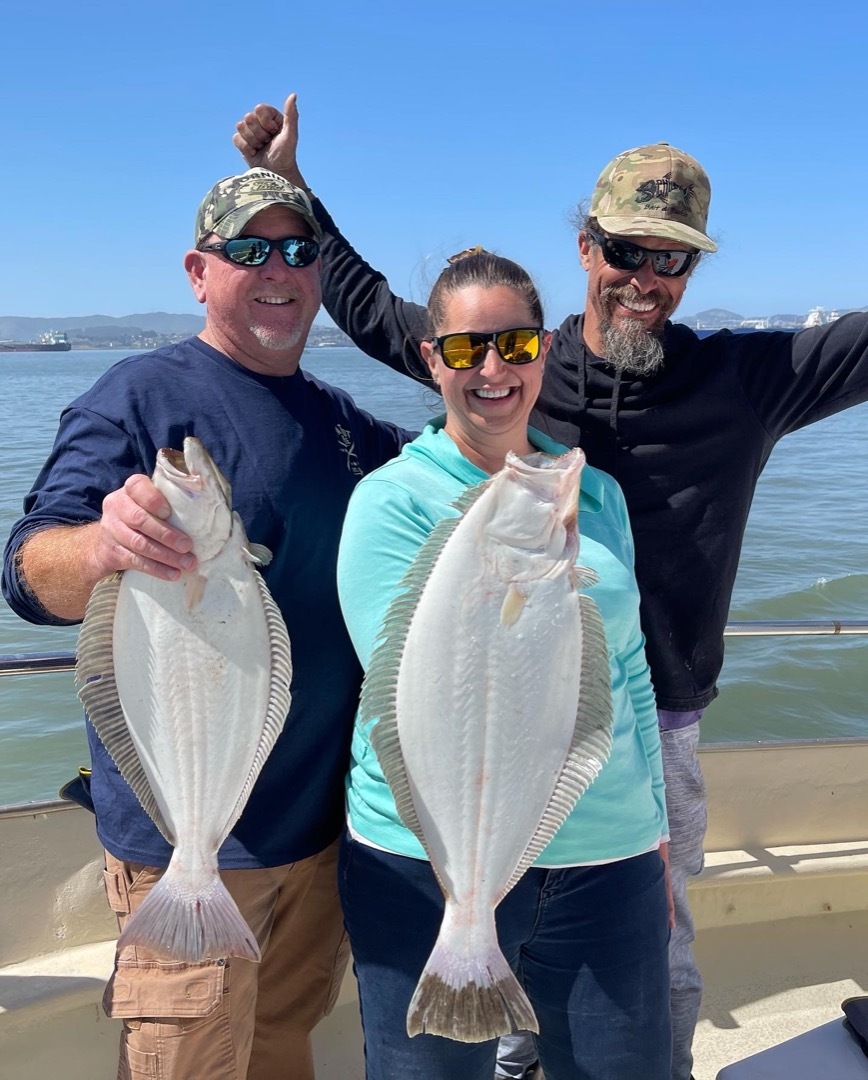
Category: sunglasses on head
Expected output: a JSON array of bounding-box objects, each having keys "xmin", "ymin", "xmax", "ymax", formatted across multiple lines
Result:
[
  {"xmin": 431, "ymin": 327, "xmax": 544, "ymax": 370},
  {"xmin": 586, "ymin": 228, "xmax": 698, "ymax": 278},
  {"xmin": 198, "ymin": 235, "xmax": 320, "ymax": 268}
]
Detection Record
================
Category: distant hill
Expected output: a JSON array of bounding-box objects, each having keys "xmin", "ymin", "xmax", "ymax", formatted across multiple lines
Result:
[
  {"xmin": 0, "ymin": 313, "xmax": 205, "ymax": 339},
  {"xmin": 689, "ymin": 307, "xmax": 744, "ymax": 323},
  {"xmin": 0, "ymin": 313, "xmax": 353, "ymax": 350},
  {"xmin": 681, "ymin": 306, "xmax": 868, "ymax": 330}
]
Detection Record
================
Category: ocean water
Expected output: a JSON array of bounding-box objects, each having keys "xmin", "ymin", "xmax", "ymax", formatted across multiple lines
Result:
[{"xmin": 1, "ymin": 345, "xmax": 866, "ymax": 805}]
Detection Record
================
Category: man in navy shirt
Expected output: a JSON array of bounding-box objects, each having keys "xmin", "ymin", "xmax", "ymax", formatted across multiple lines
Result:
[{"xmin": 2, "ymin": 168, "xmax": 408, "ymax": 1080}]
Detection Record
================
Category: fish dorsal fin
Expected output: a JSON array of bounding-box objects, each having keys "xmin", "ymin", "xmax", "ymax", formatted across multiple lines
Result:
[
  {"xmin": 362, "ymin": 475, "xmax": 495, "ymax": 849},
  {"xmin": 503, "ymin": 591, "xmax": 615, "ymax": 893},
  {"xmin": 448, "ymin": 473, "xmax": 494, "ymax": 517},
  {"xmin": 363, "ymin": 511, "xmax": 466, "ymax": 850},
  {"xmin": 576, "ymin": 565, "xmax": 599, "ymax": 589},
  {"xmin": 220, "ymin": 568, "xmax": 292, "ymax": 839},
  {"xmin": 75, "ymin": 574, "xmax": 173, "ymax": 843}
]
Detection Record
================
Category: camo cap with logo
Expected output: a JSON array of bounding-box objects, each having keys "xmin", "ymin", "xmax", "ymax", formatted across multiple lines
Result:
[
  {"xmin": 194, "ymin": 168, "xmax": 323, "ymax": 247},
  {"xmin": 590, "ymin": 143, "xmax": 717, "ymax": 253}
]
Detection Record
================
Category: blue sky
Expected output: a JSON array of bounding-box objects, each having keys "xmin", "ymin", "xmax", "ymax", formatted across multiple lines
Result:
[{"xmin": 3, "ymin": 0, "xmax": 866, "ymax": 325}]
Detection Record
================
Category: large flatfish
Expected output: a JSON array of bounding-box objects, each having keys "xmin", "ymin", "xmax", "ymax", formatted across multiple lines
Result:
[
  {"xmin": 362, "ymin": 447, "xmax": 614, "ymax": 1042},
  {"xmin": 76, "ymin": 437, "xmax": 292, "ymax": 963}
]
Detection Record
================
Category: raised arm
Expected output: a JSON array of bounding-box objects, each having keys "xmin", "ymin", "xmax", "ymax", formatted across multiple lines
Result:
[{"xmin": 233, "ymin": 94, "xmax": 431, "ymax": 382}]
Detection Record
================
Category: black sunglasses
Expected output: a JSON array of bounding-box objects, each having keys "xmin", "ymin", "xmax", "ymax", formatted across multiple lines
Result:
[
  {"xmin": 586, "ymin": 228, "xmax": 698, "ymax": 278},
  {"xmin": 431, "ymin": 327, "xmax": 544, "ymax": 370},
  {"xmin": 198, "ymin": 235, "xmax": 320, "ymax": 268}
]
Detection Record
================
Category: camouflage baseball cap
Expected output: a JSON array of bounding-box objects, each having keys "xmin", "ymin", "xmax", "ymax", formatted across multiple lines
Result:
[
  {"xmin": 194, "ymin": 167, "xmax": 322, "ymax": 247},
  {"xmin": 590, "ymin": 143, "xmax": 717, "ymax": 253}
]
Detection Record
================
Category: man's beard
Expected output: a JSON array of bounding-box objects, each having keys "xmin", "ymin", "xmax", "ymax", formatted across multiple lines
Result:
[
  {"xmin": 598, "ymin": 285, "xmax": 669, "ymax": 376},
  {"xmin": 249, "ymin": 321, "xmax": 305, "ymax": 351}
]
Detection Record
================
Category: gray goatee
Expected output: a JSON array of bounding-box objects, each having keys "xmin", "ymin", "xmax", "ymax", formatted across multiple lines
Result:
[{"xmin": 599, "ymin": 286, "xmax": 667, "ymax": 376}]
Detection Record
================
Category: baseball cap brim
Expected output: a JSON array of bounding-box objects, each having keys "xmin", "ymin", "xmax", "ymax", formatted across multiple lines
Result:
[
  {"xmin": 596, "ymin": 214, "xmax": 717, "ymax": 253},
  {"xmin": 211, "ymin": 200, "xmax": 323, "ymax": 244}
]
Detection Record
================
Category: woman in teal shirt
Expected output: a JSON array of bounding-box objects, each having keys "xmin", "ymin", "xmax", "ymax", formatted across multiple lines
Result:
[{"xmin": 336, "ymin": 249, "xmax": 671, "ymax": 1080}]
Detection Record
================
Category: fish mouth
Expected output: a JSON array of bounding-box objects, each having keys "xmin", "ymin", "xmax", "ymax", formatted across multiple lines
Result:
[
  {"xmin": 157, "ymin": 439, "xmax": 213, "ymax": 495},
  {"xmin": 155, "ymin": 438, "xmax": 233, "ymax": 508},
  {"xmin": 506, "ymin": 448, "xmax": 584, "ymax": 527},
  {"xmin": 160, "ymin": 448, "xmax": 189, "ymax": 475}
]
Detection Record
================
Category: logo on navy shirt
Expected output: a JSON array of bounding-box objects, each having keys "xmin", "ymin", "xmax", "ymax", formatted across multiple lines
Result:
[{"xmin": 335, "ymin": 425, "xmax": 363, "ymax": 476}]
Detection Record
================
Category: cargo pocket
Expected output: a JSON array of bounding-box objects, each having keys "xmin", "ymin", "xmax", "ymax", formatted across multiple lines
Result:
[
  {"xmin": 107, "ymin": 960, "xmax": 232, "ymax": 1080},
  {"xmin": 103, "ymin": 956, "xmax": 227, "ymax": 1020},
  {"xmin": 121, "ymin": 1044, "xmax": 158, "ymax": 1079},
  {"xmin": 102, "ymin": 859, "xmax": 164, "ymax": 919}
]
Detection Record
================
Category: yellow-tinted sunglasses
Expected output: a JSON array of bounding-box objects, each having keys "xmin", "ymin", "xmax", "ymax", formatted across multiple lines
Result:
[{"xmin": 431, "ymin": 327, "xmax": 543, "ymax": 370}]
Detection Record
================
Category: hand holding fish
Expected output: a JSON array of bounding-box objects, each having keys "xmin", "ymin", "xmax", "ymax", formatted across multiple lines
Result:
[
  {"xmin": 96, "ymin": 473, "xmax": 196, "ymax": 582},
  {"xmin": 233, "ymin": 92, "xmax": 308, "ymax": 191},
  {"xmin": 16, "ymin": 474, "xmax": 196, "ymax": 624}
]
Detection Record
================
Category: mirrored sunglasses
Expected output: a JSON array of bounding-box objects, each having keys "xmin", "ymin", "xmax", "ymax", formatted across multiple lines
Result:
[
  {"xmin": 586, "ymin": 228, "xmax": 698, "ymax": 278},
  {"xmin": 431, "ymin": 328, "xmax": 543, "ymax": 370},
  {"xmin": 198, "ymin": 235, "xmax": 320, "ymax": 268}
]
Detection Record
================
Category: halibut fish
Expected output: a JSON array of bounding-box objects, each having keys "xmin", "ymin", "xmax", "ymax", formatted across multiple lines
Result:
[
  {"xmin": 76, "ymin": 437, "xmax": 292, "ymax": 963},
  {"xmin": 362, "ymin": 448, "xmax": 614, "ymax": 1042}
]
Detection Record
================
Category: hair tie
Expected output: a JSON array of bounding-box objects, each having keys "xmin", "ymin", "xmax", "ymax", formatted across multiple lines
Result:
[{"xmin": 447, "ymin": 245, "xmax": 488, "ymax": 265}]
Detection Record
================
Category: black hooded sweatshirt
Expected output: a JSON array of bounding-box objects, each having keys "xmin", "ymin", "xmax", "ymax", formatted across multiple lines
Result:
[{"xmin": 313, "ymin": 198, "xmax": 868, "ymax": 713}]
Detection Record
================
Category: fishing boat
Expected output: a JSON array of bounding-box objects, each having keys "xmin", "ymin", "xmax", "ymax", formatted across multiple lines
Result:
[
  {"xmin": 0, "ymin": 332, "xmax": 72, "ymax": 353},
  {"xmin": 1, "ymin": 622, "xmax": 867, "ymax": 1080}
]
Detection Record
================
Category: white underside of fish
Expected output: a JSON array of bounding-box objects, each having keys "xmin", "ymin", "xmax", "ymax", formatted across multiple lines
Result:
[
  {"xmin": 363, "ymin": 450, "xmax": 613, "ymax": 1042},
  {"xmin": 77, "ymin": 513, "xmax": 291, "ymax": 963}
]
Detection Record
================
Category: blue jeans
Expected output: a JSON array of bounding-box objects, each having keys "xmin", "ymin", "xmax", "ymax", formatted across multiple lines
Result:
[{"xmin": 339, "ymin": 834, "xmax": 672, "ymax": 1080}]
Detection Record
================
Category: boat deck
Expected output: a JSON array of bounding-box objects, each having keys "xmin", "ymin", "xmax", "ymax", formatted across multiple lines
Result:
[
  {"xmin": 3, "ymin": 916, "xmax": 864, "ymax": 1080},
  {"xmin": 692, "ymin": 910, "xmax": 867, "ymax": 1078},
  {"xmin": 2, "ymin": 739, "xmax": 867, "ymax": 1079}
]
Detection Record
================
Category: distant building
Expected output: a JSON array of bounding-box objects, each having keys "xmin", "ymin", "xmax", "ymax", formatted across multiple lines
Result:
[{"xmin": 803, "ymin": 307, "xmax": 840, "ymax": 328}]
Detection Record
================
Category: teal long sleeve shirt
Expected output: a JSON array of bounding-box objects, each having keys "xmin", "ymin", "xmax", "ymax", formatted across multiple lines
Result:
[{"xmin": 336, "ymin": 419, "xmax": 668, "ymax": 865}]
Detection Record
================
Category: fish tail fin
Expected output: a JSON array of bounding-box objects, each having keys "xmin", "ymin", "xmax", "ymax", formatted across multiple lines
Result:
[
  {"xmin": 118, "ymin": 861, "xmax": 260, "ymax": 964},
  {"xmin": 406, "ymin": 933, "xmax": 538, "ymax": 1042}
]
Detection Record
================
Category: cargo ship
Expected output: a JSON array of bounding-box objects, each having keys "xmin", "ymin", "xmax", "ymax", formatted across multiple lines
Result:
[{"xmin": 0, "ymin": 332, "xmax": 71, "ymax": 352}]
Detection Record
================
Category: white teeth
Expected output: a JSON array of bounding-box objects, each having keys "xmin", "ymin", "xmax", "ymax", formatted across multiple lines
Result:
[
  {"xmin": 256, "ymin": 297, "xmax": 291, "ymax": 304},
  {"xmin": 474, "ymin": 387, "xmax": 513, "ymax": 399},
  {"xmin": 621, "ymin": 299, "xmax": 655, "ymax": 312}
]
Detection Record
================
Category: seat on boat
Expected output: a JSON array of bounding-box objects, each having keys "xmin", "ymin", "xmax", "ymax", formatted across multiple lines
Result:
[{"xmin": 716, "ymin": 1017, "xmax": 868, "ymax": 1078}]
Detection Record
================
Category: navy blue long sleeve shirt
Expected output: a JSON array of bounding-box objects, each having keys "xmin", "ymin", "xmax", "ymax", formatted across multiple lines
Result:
[{"xmin": 3, "ymin": 336, "xmax": 410, "ymax": 867}]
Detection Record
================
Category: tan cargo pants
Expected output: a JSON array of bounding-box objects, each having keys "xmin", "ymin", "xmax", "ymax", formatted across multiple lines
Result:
[{"xmin": 102, "ymin": 840, "xmax": 348, "ymax": 1080}]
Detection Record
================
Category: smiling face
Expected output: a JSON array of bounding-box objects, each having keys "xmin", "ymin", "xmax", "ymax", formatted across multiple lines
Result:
[
  {"xmin": 185, "ymin": 204, "xmax": 322, "ymax": 376},
  {"xmin": 420, "ymin": 284, "xmax": 550, "ymax": 474},
  {"xmin": 579, "ymin": 229, "xmax": 694, "ymax": 374}
]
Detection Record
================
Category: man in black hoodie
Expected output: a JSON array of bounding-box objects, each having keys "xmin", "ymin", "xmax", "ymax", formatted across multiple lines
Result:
[{"xmin": 233, "ymin": 96, "xmax": 868, "ymax": 1080}]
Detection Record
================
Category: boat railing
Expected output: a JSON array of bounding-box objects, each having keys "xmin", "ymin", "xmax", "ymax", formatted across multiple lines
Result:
[
  {"xmin": 1, "ymin": 623, "xmax": 867, "ymax": 819},
  {"xmin": 0, "ymin": 651, "xmax": 80, "ymax": 677},
  {"xmin": 723, "ymin": 619, "xmax": 868, "ymax": 636},
  {"xmin": 2, "ymin": 619, "xmax": 868, "ymax": 679}
]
